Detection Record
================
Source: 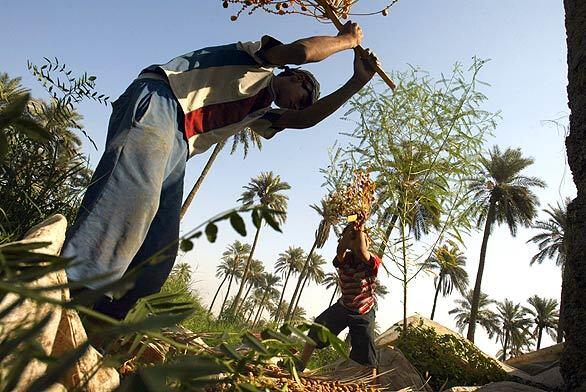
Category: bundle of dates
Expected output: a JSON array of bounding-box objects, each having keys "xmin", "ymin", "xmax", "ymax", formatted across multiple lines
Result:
[
  {"xmin": 221, "ymin": 0, "xmax": 395, "ymax": 21},
  {"xmin": 328, "ymin": 170, "xmax": 376, "ymax": 229}
]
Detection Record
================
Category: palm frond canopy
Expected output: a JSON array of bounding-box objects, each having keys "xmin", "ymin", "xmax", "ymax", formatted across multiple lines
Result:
[
  {"xmin": 239, "ymin": 171, "xmax": 290, "ymax": 225},
  {"xmin": 525, "ymin": 295, "xmax": 559, "ymax": 340},
  {"xmin": 170, "ymin": 262, "xmax": 192, "ymax": 284},
  {"xmin": 424, "ymin": 242, "xmax": 469, "ymax": 296},
  {"xmin": 497, "ymin": 299, "xmax": 534, "ymax": 355},
  {"xmin": 247, "ymin": 259, "xmax": 266, "ymax": 287},
  {"xmin": 262, "ymin": 273, "xmax": 282, "ymax": 297},
  {"xmin": 469, "ymin": 146, "xmax": 545, "ymax": 235},
  {"xmin": 275, "ymin": 246, "xmax": 305, "ymax": 276},
  {"xmin": 306, "ymin": 253, "xmax": 326, "ymax": 284},
  {"xmin": 322, "ymin": 272, "xmax": 339, "ymax": 290},
  {"xmin": 449, "ymin": 290, "xmax": 499, "ymax": 338},
  {"xmin": 231, "ymin": 126, "xmax": 263, "ymax": 157},
  {"xmin": 311, "ymin": 198, "xmax": 339, "ymax": 248},
  {"xmin": 219, "ymin": 240, "xmax": 251, "ymax": 278},
  {"xmin": 527, "ymin": 199, "xmax": 569, "ymax": 267}
]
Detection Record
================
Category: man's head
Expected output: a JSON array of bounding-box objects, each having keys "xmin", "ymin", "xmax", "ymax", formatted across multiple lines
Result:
[
  {"xmin": 272, "ymin": 67, "xmax": 320, "ymax": 110},
  {"xmin": 339, "ymin": 223, "xmax": 370, "ymax": 250}
]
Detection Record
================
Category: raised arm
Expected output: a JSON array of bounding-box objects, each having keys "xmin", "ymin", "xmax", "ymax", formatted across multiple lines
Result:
[
  {"xmin": 336, "ymin": 226, "xmax": 353, "ymax": 263},
  {"xmin": 262, "ymin": 22, "xmax": 363, "ymax": 65},
  {"xmin": 272, "ymin": 49, "xmax": 378, "ymax": 129},
  {"xmin": 353, "ymin": 227, "xmax": 372, "ymax": 264}
]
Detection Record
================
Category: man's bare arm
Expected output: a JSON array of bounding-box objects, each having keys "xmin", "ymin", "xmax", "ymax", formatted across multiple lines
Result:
[
  {"xmin": 354, "ymin": 229, "xmax": 372, "ymax": 264},
  {"xmin": 262, "ymin": 22, "xmax": 363, "ymax": 65},
  {"xmin": 274, "ymin": 77, "xmax": 363, "ymax": 129},
  {"xmin": 272, "ymin": 49, "xmax": 378, "ymax": 130},
  {"xmin": 336, "ymin": 227, "xmax": 353, "ymax": 263}
]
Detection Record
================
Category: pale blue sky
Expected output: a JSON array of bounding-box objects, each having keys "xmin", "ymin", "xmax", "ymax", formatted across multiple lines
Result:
[{"xmin": 3, "ymin": 0, "xmax": 571, "ymax": 355}]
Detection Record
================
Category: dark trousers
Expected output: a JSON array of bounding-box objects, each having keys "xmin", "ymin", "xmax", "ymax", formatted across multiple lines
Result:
[{"xmin": 309, "ymin": 302, "xmax": 378, "ymax": 367}]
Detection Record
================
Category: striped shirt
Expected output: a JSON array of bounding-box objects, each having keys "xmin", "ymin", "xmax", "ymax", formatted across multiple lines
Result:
[
  {"xmin": 334, "ymin": 252, "xmax": 381, "ymax": 314},
  {"xmin": 142, "ymin": 36, "xmax": 285, "ymax": 158}
]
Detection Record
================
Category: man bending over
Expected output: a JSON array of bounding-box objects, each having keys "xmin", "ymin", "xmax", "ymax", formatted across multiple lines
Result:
[{"xmin": 63, "ymin": 23, "xmax": 378, "ymax": 320}]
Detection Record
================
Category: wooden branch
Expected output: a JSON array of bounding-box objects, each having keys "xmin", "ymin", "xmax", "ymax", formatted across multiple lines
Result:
[{"xmin": 317, "ymin": 0, "xmax": 396, "ymax": 90}]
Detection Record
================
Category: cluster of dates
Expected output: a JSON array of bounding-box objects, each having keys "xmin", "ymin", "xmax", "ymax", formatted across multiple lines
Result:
[
  {"xmin": 221, "ymin": 0, "xmax": 393, "ymax": 21},
  {"xmin": 328, "ymin": 170, "xmax": 376, "ymax": 229},
  {"xmin": 208, "ymin": 372, "xmax": 380, "ymax": 392}
]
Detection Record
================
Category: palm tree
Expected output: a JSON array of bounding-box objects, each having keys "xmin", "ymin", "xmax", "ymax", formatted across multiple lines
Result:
[
  {"xmin": 323, "ymin": 272, "xmax": 340, "ymax": 307},
  {"xmin": 449, "ymin": 290, "xmax": 499, "ymax": 339},
  {"xmin": 525, "ymin": 295, "xmax": 559, "ymax": 350},
  {"xmin": 467, "ymin": 146, "xmax": 545, "ymax": 341},
  {"xmin": 290, "ymin": 305, "xmax": 307, "ymax": 322},
  {"xmin": 562, "ymin": 3, "xmax": 586, "ymax": 386},
  {"xmin": 274, "ymin": 246, "xmax": 304, "ymax": 322},
  {"xmin": 528, "ymin": 200, "xmax": 568, "ymax": 267},
  {"xmin": 241, "ymin": 259, "xmax": 265, "ymax": 306},
  {"xmin": 252, "ymin": 273, "xmax": 281, "ymax": 328},
  {"xmin": 230, "ymin": 172, "xmax": 290, "ymax": 316},
  {"xmin": 285, "ymin": 198, "xmax": 337, "ymax": 322},
  {"xmin": 424, "ymin": 242, "xmax": 469, "ymax": 320},
  {"xmin": 170, "ymin": 262, "xmax": 193, "ymax": 285},
  {"xmin": 208, "ymin": 251, "xmax": 247, "ymax": 315},
  {"xmin": 241, "ymin": 298, "xmax": 256, "ymax": 323},
  {"xmin": 271, "ymin": 299, "xmax": 290, "ymax": 323},
  {"xmin": 527, "ymin": 199, "xmax": 568, "ymax": 343},
  {"xmin": 245, "ymin": 289, "xmax": 264, "ymax": 324},
  {"xmin": 292, "ymin": 253, "xmax": 326, "ymax": 316},
  {"xmin": 217, "ymin": 241, "xmax": 250, "ymax": 316},
  {"xmin": 496, "ymin": 299, "xmax": 533, "ymax": 361},
  {"xmin": 180, "ymin": 129, "xmax": 263, "ymax": 219},
  {"xmin": 0, "ymin": 73, "xmax": 28, "ymax": 102}
]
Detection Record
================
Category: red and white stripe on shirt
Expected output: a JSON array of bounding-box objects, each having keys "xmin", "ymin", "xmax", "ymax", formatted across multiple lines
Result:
[
  {"xmin": 334, "ymin": 252, "xmax": 381, "ymax": 314},
  {"xmin": 143, "ymin": 35, "xmax": 285, "ymax": 158}
]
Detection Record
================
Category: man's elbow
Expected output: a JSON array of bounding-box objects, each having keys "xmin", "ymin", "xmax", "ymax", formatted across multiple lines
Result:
[
  {"xmin": 288, "ymin": 43, "xmax": 310, "ymax": 65},
  {"xmin": 289, "ymin": 118, "xmax": 319, "ymax": 129},
  {"xmin": 274, "ymin": 112, "xmax": 319, "ymax": 129},
  {"xmin": 359, "ymin": 251, "xmax": 372, "ymax": 264}
]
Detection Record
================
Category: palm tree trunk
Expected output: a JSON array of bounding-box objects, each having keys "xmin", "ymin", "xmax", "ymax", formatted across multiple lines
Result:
[
  {"xmin": 329, "ymin": 285, "xmax": 339, "ymax": 307},
  {"xmin": 253, "ymin": 294, "xmax": 268, "ymax": 327},
  {"xmin": 377, "ymin": 214, "xmax": 399, "ymax": 257},
  {"xmin": 208, "ymin": 275, "xmax": 228, "ymax": 315},
  {"xmin": 180, "ymin": 140, "xmax": 225, "ymax": 219},
  {"xmin": 503, "ymin": 331, "xmax": 510, "ymax": 361},
  {"xmin": 430, "ymin": 275, "xmax": 443, "ymax": 320},
  {"xmin": 293, "ymin": 273, "xmax": 310, "ymax": 316},
  {"xmin": 219, "ymin": 273, "xmax": 235, "ymax": 316},
  {"xmin": 246, "ymin": 303, "xmax": 256, "ymax": 324},
  {"xmin": 242, "ymin": 282, "xmax": 254, "ymax": 305},
  {"xmin": 274, "ymin": 268, "xmax": 293, "ymax": 322},
  {"xmin": 285, "ymin": 239, "xmax": 318, "ymax": 322},
  {"xmin": 537, "ymin": 327, "xmax": 543, "ymax": 350},
  {"xmin": 231, "ymin": 225, "xmax": 262, "ymax": 316},
  {"xmin": 557, "ymin": 267, "xmax": 565, "ymax": 343},
  {"xmin": 401, "ymin": 221, "xmax": 408, "ymax": 333},
  {"xmin": 561, "ymin": 1, "xmax": 586, "ymax": 388},
  {"xmin": 467, "ymin": 200, "xmax": 496, "ymax": 342}
]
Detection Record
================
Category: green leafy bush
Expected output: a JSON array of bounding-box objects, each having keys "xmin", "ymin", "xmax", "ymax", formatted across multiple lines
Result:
[
  {"xmin": 308, "ymin": 345, "xmax": 345, "ymax": 370},
  {"xmin": 395, "ymin": 322, "xmax": 507, "ymax": 390}
]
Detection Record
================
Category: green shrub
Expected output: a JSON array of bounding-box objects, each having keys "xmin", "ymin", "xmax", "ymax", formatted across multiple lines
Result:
[
  {"xmin": 308, "ymin": 345, "xmax": 345, "ymax": 369},
  {"xmin": 395, "ymin": 322, "xmax": 507, "ymax": 390}
]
